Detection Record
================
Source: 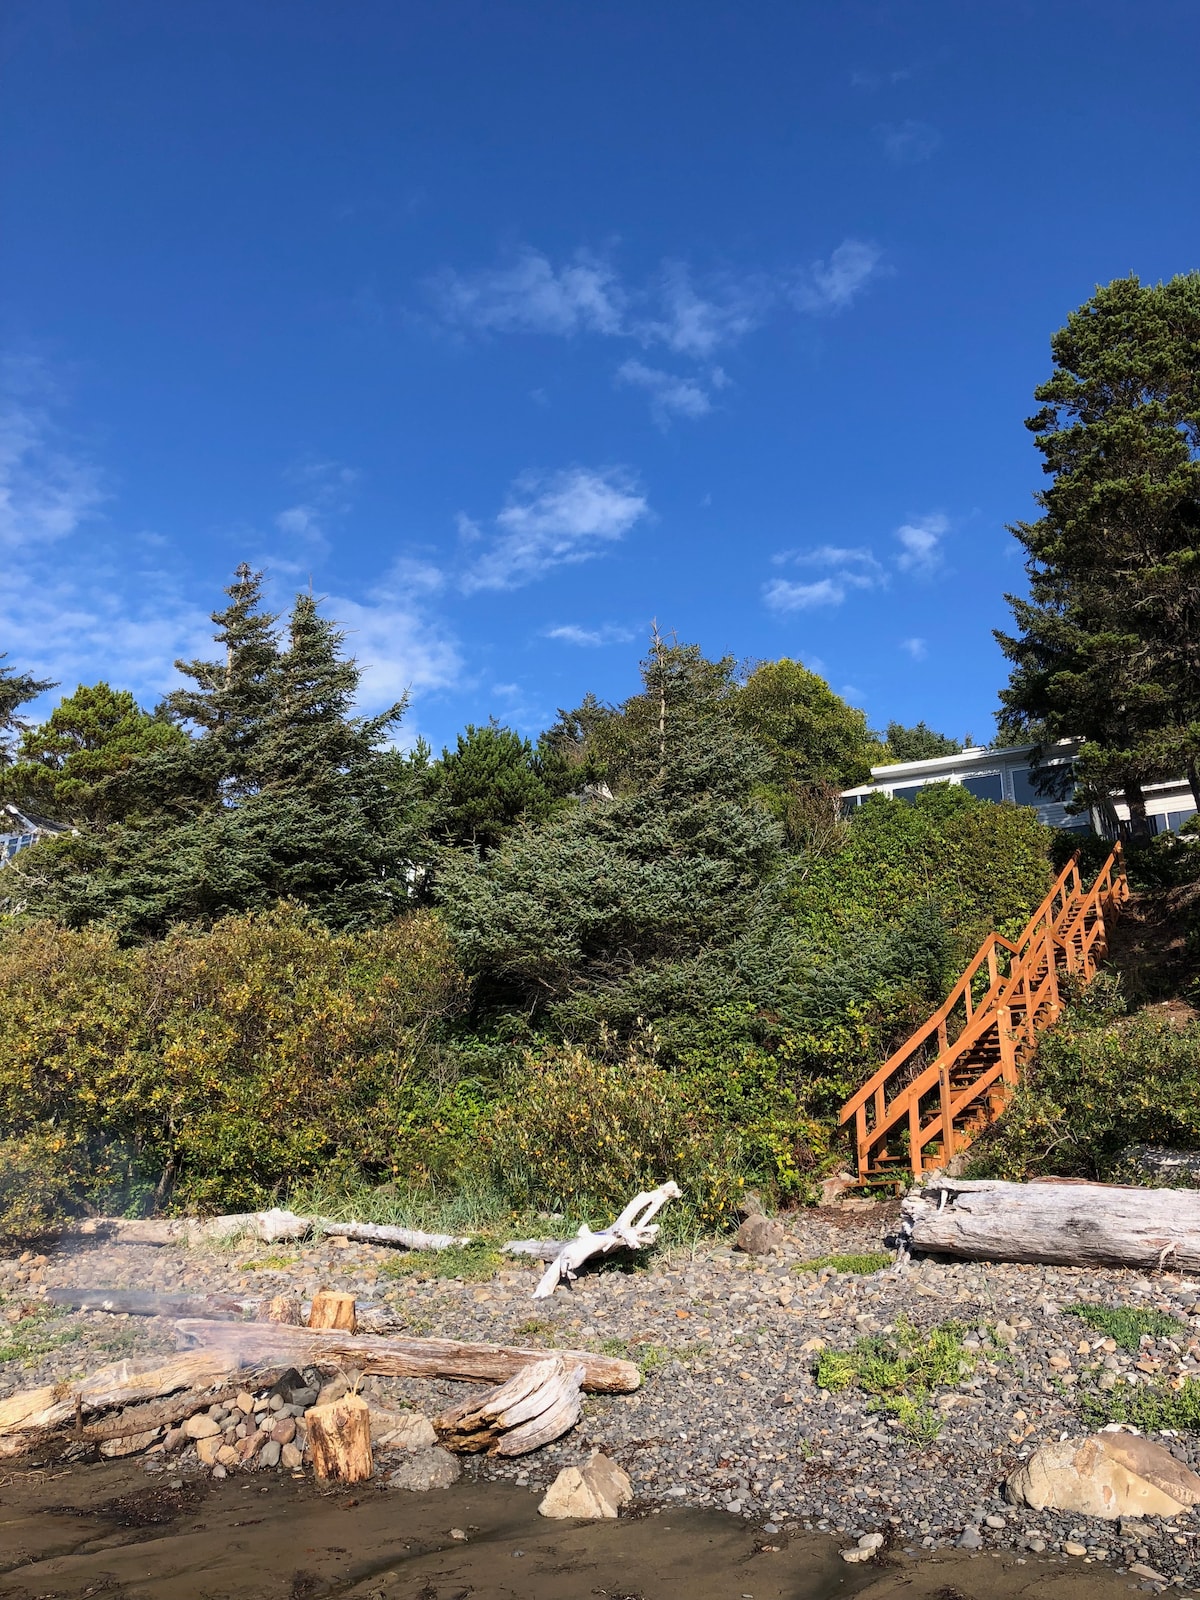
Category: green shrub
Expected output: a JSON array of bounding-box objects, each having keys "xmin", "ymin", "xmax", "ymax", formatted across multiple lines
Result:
[
  {"xmin": 480, "ymin": 1038, "xmax": 748, "ymax": 1230},
  {"xmin": 794, "ymin": 1251, "xmax": 893, "ymax": 1275},
  {"xmin": 0, "ymin": 1133, "xmax": 80, "ymax": 1242},
  {"xmin": 814, "ymin": 1317, "xmax": 973, "ymax": 1443},
  {"xmin": 0, "ymin": 906, "xmax": 467, "ymax": 1214},
  {"xmin": 1078, "ymin": 1377, "xmax": 1200, "ymax": 1432},
  {"xmin": 966, "ymin": 985, "xmax": 1200, "ymax": 1181},
  {"xmin": 1067, "ymin": 1304, "xmax": 1188, "ymax": 1351}
]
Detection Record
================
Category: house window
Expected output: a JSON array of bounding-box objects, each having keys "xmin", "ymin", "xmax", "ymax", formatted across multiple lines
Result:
[
  {"xmin": 1165, "ymin": 808, "xmax": 1197, "ymax": 833},
  {"xmin": 961, "ymin": 773, "xmax": 1004, "ymax": 803},
  {"xmin": 1011, "ymin": 766, "xmax": 1070, "ymax": 807},
  {"xmin": 888, "ymin": 784, "xmax": 924, "ymax": 804}
]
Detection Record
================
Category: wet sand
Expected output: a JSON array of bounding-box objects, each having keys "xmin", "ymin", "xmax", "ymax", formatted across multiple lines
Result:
[{"xmin": 0, "ymin": 1464, "xmax": 1144, "ymax": 1600}]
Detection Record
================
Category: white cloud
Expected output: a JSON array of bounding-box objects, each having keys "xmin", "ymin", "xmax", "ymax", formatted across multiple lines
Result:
[
  {"xmin": 0, "ymin": 373, "xmax": 106, "ymax": 550},
  {"xmin": 272, "ymin": 459, "xmax": 358, "ymax": 555},
  {"xmin": 792, "ymin": 239, "xmax": 884, "ymax": 313},
  {"xmin": 615, "ymin": 359, "xmax": 721, "ymax": 425},
  {"xmin": 765, "ymin": 543, "xmax": 883, "ymax": 610},
  {"xmin": 901, "ymin": 636, "xmax": 928, "ymax": 660},
  {"xmin": 635, "ymin": 264, "xmax": 768, "ymax": 356},
  {"xmin": 429, "ymin": 247, "xmax": 624, "ymax": 338},
  {"xmin": 764, "ymin": 577, "xmax": 851, "ymax": 611},
  {"xmin": 877, "ymin": 120, "xmax": 941, "ymax": 165},
  {"xmin": 429, "ymin": 242, "xmax": 883, "ymax": 362},
  {"xmin": 461, "ymin": 467, "xmax": 649, "ymax": 594},
  {"xmin": 545, "ymin": 622, "xmax": 636, "ymax": 647},
  {"xmin": 895, "ymin": 513, "xmax": 948, "ymax": 573}
]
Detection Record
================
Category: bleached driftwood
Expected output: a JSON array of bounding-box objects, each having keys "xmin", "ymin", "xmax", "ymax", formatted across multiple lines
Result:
[
  {"xmin": 45, "ymin": 1288, "xmax": 247, "ymax": 1318},
  {"xmin": 434, "ymin": 1354, "xmax": 585, "ymax": 1456},
  {"xmin": 528, "ymin": 1181, "xmax": 682, "ymax": 1300},
  {"xmin": 0, "ymin": 1351, "xmax": 253, "ymax": 1459},
  {"xmin": 172, "ymin": 1319, "xmax": 640, "ymax": 1393},
  {"xmin": 69, "ymin": 1208, "xmax": 470, "ymax": 1251},
  {"xmin": 904, "ymin": 1176, "xmax": 1200, "ymax": 1272}
]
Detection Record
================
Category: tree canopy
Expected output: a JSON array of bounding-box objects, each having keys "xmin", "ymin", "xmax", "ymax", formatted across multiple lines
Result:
[
  {"xmin": 880, "ymin": 720, "xmax": 962, "ymax": 764},
  {"xmin": 997, "ymin": 272, "xmax": 1200, "ymax": 822}
]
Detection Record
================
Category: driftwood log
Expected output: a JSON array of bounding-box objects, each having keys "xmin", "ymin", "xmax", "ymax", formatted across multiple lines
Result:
[
  {"xmin": 69, "ymin": 1209, "xmax": 469, "ymax": 1251},
  {"xmin": 172, "ymin": 1319, "xmax": 640, "ymax": 1392},
  {"xmin": 0, "ymin": 1351, "xmax": 257, "ymax": 1459},
  {"xmin": 434, "ymin": 1355, "xmax": 585, "ymax": 1457},
  {"xmin": 904, "ymin": 1177, "xmax": 1200, "ymax": 1271},
  {"xmin": 45, "ymin": 1288, "xmax": 247, "ymax": 1318},
  {"xmin": 529, "ymin": 1181, "xmax": 682, "ymax": 1300}
]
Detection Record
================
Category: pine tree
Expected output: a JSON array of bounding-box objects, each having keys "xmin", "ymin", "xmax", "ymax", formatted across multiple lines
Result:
[
  {"xmin": 0, "ymin": 655, "xmax": 54, "ymax": 769},
  {"xmin": 435, "ymin": 721, "xmax": 564, "ymax": 853},
  {"xmin": 0, "ymin": 683, "xmax": 187, "ymax": 824},
  {"xmin": 880, "ymin": 721, "xmax": 962, "ymax": 764},
  {"xmin": 997, "ymin": 273, "xmax": 1200, "ymax": 823}
]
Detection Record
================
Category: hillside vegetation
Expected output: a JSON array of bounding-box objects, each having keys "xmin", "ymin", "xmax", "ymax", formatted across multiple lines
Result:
[{"xmin": 0, "ymin": 578, "xmax": 1055, "ymax": 1237}]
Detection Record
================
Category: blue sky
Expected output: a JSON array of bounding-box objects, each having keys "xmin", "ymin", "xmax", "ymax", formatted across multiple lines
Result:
[{"xmin": 2, "ymin": 1, "xmax": 1198, "ymax": 752}]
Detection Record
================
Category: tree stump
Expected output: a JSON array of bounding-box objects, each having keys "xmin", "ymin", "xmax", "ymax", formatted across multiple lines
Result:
[
  {"xmin": 308, "ymin": 1290, "xmax": 356, "ymax": 1331},
  {"xmin": 258, "ymin": 1295, "xmax": 303, "ymax": 1325},
  {"xmin": 305, "ymin": 1392, "xmax": 373, "ymax": 1482}
]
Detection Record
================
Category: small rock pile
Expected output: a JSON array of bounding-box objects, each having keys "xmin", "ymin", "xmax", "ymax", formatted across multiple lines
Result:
[{"xmin": 161, "ymin": 1368, "xmax": 320, "ymax": 1479}]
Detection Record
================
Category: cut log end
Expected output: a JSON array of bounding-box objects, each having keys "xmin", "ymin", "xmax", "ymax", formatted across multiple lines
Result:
[
  {"xmin": 305, "ymin": 1392, "xmax": 373, "ymax": 1483},
  {"xmin": 307, "ymin": 1290, "xmax": 357, "ymax": 1332}
]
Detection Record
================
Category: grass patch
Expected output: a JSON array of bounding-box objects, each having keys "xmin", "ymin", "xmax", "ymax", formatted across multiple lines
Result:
[
  {"xmin": 0, "ymin": 1306, "xmax": 81, "ymax": 1367},
  {"xmin": 1079, "ymin": 1376, "xmax": 1200, "ymax": 1432},
  {"xmin": 793, "ymin": 1251, "xmax": 893, "ymax": 1276},
  {"xmin": 239, "ymin": 1254, "xmax": 300, "ymax": 1272},
  {"xmin": 814, "ymin": 1318, "xmax": 974, "ymax": 1445},
  {"xmin": 379, "ymin": 1241, "xmax": 506, "ymax": 1283},
  {"xmin": 1066, "ymin": 1303, "xmax": 1189, "ymax": 1352}
]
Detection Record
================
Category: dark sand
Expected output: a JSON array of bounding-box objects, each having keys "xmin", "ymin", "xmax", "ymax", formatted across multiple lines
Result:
[{"xmin": 0, "ymin": 1464, "xmax": 1142, "ymax": 1600}]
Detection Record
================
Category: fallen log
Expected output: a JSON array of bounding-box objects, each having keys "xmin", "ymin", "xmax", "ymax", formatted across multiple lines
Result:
[
  {"xmin": 45, "ymin": 1288, "xmax": 247, "ymax": 1319},
  {"xmin": 531, "ymin": 1182, "xmax": 681, "ymax": 1300},
  {"xmin": 0, "ymin": 1350, "xmax": 250, "ymax": 1459},
  {"xmin": 434, "ymin": 1355, "xmax": 585, "ymax": 1457},
  {"xmin": 68, "ymin": 1209, "xmax": 470, "ymax": 1251},
  {"xmin": 172, "ymin": 1319, "xmax": 641, "ymax": 1393},
  {"xmin": 903, "ymin": 1176, "xmax": 1200, "ymax": 1272}
]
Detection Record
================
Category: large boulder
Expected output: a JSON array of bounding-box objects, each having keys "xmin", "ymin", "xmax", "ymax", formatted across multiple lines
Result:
[
  {"xmin": 539, "ymin": 1451, "xmax": 633, "ymax": 1519},
  {"xmin": 735, "ymin": 1215, "xmax": 784, "ymax": 1255},
  {"xmin": 368, "ymin": 1408, "xmax": 436, "ymax": 1450},
  {"xmin": 386, "ymin": 1446, "xmax": 462, "ymax": 1492},
  {"xmin": 1006, "ymin": 1434, "xmax": 1200, "ymax": 1520}
]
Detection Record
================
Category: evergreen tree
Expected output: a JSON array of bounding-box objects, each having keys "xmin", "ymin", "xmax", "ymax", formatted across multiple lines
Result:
[
  {"xmin": 997, "ymin": 273, "xmax": 1200, "ymax": 823},
  {"xmin": 736, "ymin": 658, "xmax": 882, "ymax": 788},
  {"xmin": 1, "ymin": 683, "xmax": 187, "ymax": 824},
  {"xmin": 880, "ymin": 721, "xmax": 962, "ymax": 764},
  {"xmin": 0, "ymin": 655, "xmax": 54, "ymax": 769},
  {"xmin": 435, "ymin": 721, "xmax": 565, "ymax": 853}
]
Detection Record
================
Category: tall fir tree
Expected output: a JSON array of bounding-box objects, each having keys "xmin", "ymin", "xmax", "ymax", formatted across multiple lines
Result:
[{"xmin": 0, "ymin": 655, "xmax": 54, "ymax": 770}]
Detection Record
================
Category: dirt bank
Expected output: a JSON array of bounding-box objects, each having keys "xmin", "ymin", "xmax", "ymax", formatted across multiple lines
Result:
[{"xmin": 0, "ymin": 1461, "xmax": 1141, "ymax": 1600}]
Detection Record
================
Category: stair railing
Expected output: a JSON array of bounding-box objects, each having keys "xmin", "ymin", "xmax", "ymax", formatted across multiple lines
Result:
[{"xmin": 837, "ymin": 843, "xmax": 1126, "ymax": 1183}]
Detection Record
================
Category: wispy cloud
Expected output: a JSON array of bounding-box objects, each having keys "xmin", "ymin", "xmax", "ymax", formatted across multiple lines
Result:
[
  {"xmin": 877, "ymin": 120, "xmax": 941, "ymax": 165},
  {"xmin": 325, "ymin": 571, "xmax": 463, "ymax": 713},
  {"xmin": 791, "ymin": 240, "xmax": 884, "ymax": 313},
  {"xmin": 428, "ymin": 247, "xmax": 624, "ymax": 338},
  {"xmin": 615, "ymin": 359, "xmax": 725, "ymax": 426},
  {"xmin": 270, "ymin": 460, "xmax": 358, "ymax": 562},
  {"xmin": 895, "ymin": 513, "xmax": 948, "ymax": 573},
  {"xmin": 428, "ymin": 240, "xmax": 884, "ymax": 419},
  {"xmin": 460, "ymin": 467, "xmax": 649, "ymax": 594},
  {"xmin": 900, "ymin": 636, "xmax": 928, "ymax": 660},
  {"xmin": 545, "ymin": 622, "xmax": 637, "ymax": 647},
  {"xmin": 0, "ymin": 364, "xmax": 106, "ymax": 550},
  {"xmin": 765, "ymin": 544, "xmax": 884, "ymax": 611}
]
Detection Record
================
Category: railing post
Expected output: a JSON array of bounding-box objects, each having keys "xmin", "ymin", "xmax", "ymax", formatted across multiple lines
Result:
[
  {"xmin": 998, "ymin": 1007, "xmax": 1017, "ymax": 1087},
  {"xmin": 1045, "ymin": 928, "xmax": 1060, "ymax": 1019},
  {"xmin": 938, "ymin": 1059, "xmax": 955, "ymax": 1168},
  {"xmin": 908, "ymin": 1102, "xmax": 922, "ymax": 1180},
  {"xmin": 855, "ymin": 1105, "xmax": 867, "ymax": 1182}
]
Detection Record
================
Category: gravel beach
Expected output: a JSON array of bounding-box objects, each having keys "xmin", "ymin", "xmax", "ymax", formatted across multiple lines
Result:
[{"xmin": 4, "ymin": 1201, "xmax": 1200, "ymax": 1596}]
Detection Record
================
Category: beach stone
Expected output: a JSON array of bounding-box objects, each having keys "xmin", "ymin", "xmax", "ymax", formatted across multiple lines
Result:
[
  {"xmin": 735, "ymin": 1216, "xmax": 784, "ymax": 1256},
  {"xmin": 162, "ymin": 1427, "xmax": 186, "ymax": 1453},
  {"xmin": 539, "ymin": 1452, "xmax": 633, "ymax": 1520},
  {"xmin": 195, "ymin": 1435, "xmax": 221, "ymax": 1466},
  {"xmin": 271, "ymin": 1416, "xmax": 297, "ymax": 1445},
  {"xmin": 841, "ymin": 1531, "xmax": 885, "ymax": 1564},
  {"xmin": 99, "ymin": 1429, "xmax": 159, "ymax": 1458},
  {"xmin": 216, "ymin": 1444, "xmax": 239, "ymax": 1468},
  {"xmin": 183, "ymin": 1413, "xmax": 220, "ymax": 1440},
  {"xmin": 1006, "ymin": 1434, "xmax": 1200, "ymax": 1520},
  {"xmin": 259, "ymin": 1440, "xmax": 282, "ymax": 1467},
  {"xmin": 281, "ymin": 1442, "xmax": 303, "ymax": 1469},
  {"xmin": 369, "ymin": 1409, "xmax": 437, "ymax": 1450},
  {"xmin": 957, "ymin": 1525, "xmax": 983, "ymax": 1549},
  {"xmin": 387, "ymin": 1447, "xmax": 462, "ymax": 1492}
]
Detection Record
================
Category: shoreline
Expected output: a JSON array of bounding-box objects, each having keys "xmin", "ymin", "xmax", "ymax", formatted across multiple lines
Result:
[{"xmin": 3, "ymin": 1201, "xmax": 1200, "ymax": 1591}]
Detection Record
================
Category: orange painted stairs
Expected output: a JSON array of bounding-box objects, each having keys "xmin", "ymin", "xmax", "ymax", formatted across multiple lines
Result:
[{"xmin": 837, "ymin": 844, "xmax": 1129, "ymax": 1185}]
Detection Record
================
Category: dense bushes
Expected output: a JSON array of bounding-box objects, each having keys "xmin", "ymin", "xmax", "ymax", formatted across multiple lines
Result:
[
  {"xmin": 966, "ymin": 977, "xmax": 1200, "ymax": 1181},
  {"xmin": 0, "ymin": 906, "xmax": 467, "ymax": 1224}
]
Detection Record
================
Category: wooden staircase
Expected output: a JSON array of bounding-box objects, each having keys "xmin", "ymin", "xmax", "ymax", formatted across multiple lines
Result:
[{"xmin": 837, "ymin": 844, "xmax": 1129, "ymax": 1186}]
